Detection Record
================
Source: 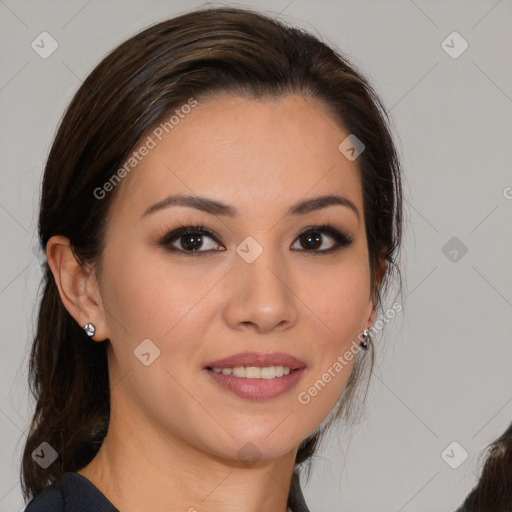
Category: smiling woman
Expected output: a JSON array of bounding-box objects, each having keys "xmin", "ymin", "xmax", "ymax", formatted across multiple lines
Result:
[{"xmin": 21, "ymin": 6, "xmax": 403, "ymax": 512}]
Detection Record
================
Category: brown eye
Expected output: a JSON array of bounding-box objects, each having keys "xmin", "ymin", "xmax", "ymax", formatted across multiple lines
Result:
[
  {"xmin": 178, "ymin": 233, "xmax": 206, "ymax": 251},
  {"xmin": 160, "ymin": 226, "xmax": 225, "ymax": 254},
  {"xmin": 291, "ymin": 225, "xmax": 353, "ymax": 253},
  {"xmin": 298, "ymin": 231, "xmax": 325, "ymax": 250}
]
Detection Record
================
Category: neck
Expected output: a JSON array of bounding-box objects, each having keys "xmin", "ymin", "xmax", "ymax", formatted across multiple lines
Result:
[{"xmin": 77, "ymin": 386, "xmax": 298, "ymax": 512}]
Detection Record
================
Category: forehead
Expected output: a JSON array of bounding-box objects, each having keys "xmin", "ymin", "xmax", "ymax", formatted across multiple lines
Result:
[{"xmin": 111, "ymin": 93, "xmax": 363, "ymax": 221}]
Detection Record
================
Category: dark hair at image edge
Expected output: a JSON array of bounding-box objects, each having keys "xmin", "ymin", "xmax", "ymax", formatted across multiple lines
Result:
[
  {"xmin": 21, "ymin": 6, "xmax": 404, "ymax": 501},
  {"xmin": 456, "ymin": 421, "xmax": 512, "ymax": 511}
]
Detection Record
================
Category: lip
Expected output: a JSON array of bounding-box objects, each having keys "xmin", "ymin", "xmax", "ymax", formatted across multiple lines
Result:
[
  {"xmin": 204, "ymin": 367, "xmax": 307, "ymax": 400},
  {"xmin": 203, "ymin": 351, "xmax": 307, "ymax": 401},
  {"xmin": 204, "ymin": 351, "xmax": 306, "ymax": 371}
]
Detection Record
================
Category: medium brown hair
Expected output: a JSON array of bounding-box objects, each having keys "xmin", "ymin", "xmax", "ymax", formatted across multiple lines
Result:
[{"xmin": 21, "ymin": 6, "xmax": 403, "ymax": 501}]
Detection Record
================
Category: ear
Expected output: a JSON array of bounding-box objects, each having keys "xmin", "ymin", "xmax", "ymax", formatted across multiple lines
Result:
[
  {"xmin": 367, "ymin": 250, "xmax": 388, "ymax": 327},
  {"xmin": 46, "ymin": 235, "xmax": 109, "ymax": 342}
]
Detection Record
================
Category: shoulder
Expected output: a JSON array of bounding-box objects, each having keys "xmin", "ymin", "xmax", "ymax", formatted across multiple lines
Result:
[
  {"xmin": 23, "ymin": 477, "xmax": 64, "ymax": 511},
  {"xmin": 23, "ymin": 472, "xmax": 119, "ymax": 512}
]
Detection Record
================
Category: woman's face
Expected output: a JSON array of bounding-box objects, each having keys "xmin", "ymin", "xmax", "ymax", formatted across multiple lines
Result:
[{"xmin": 95, "ymin": 93, "xmax": 376, "ymax": 464}]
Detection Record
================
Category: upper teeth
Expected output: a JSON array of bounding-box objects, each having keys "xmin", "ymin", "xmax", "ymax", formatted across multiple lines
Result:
[{"xmin": 211, "ymin": 366, "xmax": 291, "ymax": 379}]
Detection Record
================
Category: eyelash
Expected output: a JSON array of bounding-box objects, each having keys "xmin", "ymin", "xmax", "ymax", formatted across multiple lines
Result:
[{"xmin": 158, "ymin": 223, "xmax": 354, "ymax": 256}]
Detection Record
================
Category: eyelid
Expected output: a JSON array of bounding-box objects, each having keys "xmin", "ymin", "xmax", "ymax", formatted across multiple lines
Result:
[
  {"xmin": 293, "ymin": 223, "xmax": 354, "ymax": 253},
  {"xmin": 158, "ymin": 224, "xmax": 224, "ymax": 252}
]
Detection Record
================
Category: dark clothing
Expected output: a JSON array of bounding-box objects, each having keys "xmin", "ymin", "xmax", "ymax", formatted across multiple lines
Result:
[
  {"xmin": 24, "ymin": 472, "xmax": 118, "ymax": 512},
  {"xmin": 24, "ymin": 470, "xmax": 311, "ymax": 511},
  {"xmin": 288, "ymin": 471, "xmax": 312, "ymax": 512}
]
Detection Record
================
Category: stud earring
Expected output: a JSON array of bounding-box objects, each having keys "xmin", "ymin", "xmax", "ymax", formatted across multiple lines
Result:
[
  {"xmin": 83, "ymin": 323, "xmax": 96, "ymax": 337},
  {"xmin": 359, "ymin": 327, "xmax": 370, "ymax": 350}
]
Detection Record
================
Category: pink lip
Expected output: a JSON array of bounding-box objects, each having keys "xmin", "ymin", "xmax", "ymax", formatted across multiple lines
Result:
[
  {"xmin": 204, "ymin": 351, "xmax": 306, "ymax": 371},
  {"xmin": 203, "ymin": 351, "xmax": 307, "ymax": 401},
  {"xmin": 204, "ymin": 367, "xmax": 307, "ymax": 400}
]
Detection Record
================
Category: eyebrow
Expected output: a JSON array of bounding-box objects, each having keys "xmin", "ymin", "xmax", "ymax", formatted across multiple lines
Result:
[{"xmin": 141, "ymin": 193, "xmax": 360, "ymax": 221}]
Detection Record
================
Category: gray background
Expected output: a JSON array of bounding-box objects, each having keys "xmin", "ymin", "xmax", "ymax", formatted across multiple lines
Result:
[{"xmin": 1, "ymin": 1, "xmax": 511, "ymax": 511}]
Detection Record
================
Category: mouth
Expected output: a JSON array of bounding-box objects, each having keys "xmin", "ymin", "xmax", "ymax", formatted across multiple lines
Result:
[
  {"xmin": 203, "ymin": 352, "xmax": 307, "ymax": 400},
  {"xmin": 204, "ymin": 365, "xmax": 301, "ymax": 379}
]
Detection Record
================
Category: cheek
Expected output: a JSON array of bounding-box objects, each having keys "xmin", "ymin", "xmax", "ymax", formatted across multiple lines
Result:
[
  {"xmin": 100, "ymin": 250, "xmax": 217, "ymax": 426},
  {"xmin": 301, "ymin": 260, "xmax": 371, "ymax": 340},
  {"xmin": 102, "ymin": 247, "xmax": 218, "ymax": 342},
  {"xmin": 295, "ymin": 260, "xmax": 370, "ymax": 396}
]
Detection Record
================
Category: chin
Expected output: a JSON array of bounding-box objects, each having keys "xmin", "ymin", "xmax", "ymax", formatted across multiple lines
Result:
[{"xmin": 213, "ymin": 433, "xmax": 301, "ymax": 466}]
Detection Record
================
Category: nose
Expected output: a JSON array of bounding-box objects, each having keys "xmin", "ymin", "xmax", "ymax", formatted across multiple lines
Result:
[{"xmin": 222, "ymin": 245, "xmax": 299, "ymax": 334}]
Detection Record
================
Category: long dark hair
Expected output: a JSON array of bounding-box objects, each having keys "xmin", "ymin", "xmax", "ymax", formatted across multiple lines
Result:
[
  {"xmin": 457, "ymin": 422, "xmax": 512, "ymax": 511},
  {"xmin": 21, "ymin": 6, "xmax": 403, "ymax": 502}
]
